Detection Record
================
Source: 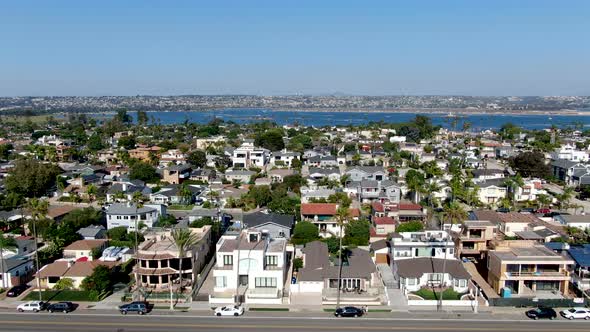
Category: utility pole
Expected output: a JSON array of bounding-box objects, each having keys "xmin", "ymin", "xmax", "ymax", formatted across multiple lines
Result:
[
  {"xmin": 336, "ymin": 223, "xmax": 344, "ymax": 309},
  {"xmin": 437, "ymin": 231, "xmax": 449, "ymax": 312}
]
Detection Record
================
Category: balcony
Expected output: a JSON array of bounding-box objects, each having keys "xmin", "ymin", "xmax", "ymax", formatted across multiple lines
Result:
[{"xmin": 504, "ymin": 270, "xmax": 569, "ymax": 279}]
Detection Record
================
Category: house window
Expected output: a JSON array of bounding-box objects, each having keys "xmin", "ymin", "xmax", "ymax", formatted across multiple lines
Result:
[
  {"xmin": 265, "ymin": 255, "xmax": 278, "ymax": 266},
  {"xmin": 459, "ymin": 279, "xmax": 467, "ymax": 288},
  {"xmin": 428, "ymin": 273, "xmax": 442, "ymax": 282},
  {"xmin": 406, "ymin": 278, "xmax": 416, "ymax": 286},
  {"xmin": 223, "ymin": 255, "xmax": 233, "ymax": 266},
  {"xmin": 255, "ymin": 277, "xmax": 277, "ymax": 288},
  {"xmin": 215, "ymin": 276, "xmax": 227, "ymax": 288}
]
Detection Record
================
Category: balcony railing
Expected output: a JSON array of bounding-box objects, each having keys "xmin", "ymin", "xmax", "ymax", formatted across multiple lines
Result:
[{"xmin": 505, "ymin": 271, "xmax": 568, "ymax": 278}]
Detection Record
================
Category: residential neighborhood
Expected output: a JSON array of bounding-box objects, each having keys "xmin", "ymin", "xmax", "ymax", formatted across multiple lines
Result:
[{"xmin": 0, "ymin": 112, "xmax": 589, "ymax": 318}]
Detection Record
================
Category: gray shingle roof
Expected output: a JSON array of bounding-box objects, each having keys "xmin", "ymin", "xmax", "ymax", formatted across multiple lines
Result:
[{"xmin": 395, "ymin": 257, "xmax": 470, "ymax": 279}]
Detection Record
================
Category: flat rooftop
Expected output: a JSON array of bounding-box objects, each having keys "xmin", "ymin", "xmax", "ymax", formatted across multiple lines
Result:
[{"xmin": 491, "ymin": 246, "xmax": 574, "ymax": 263}]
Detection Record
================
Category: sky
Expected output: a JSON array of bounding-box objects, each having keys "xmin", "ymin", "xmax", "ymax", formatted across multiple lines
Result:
[{"xmin": 1, "ymin": 0, "xmax": 589, "ymax": 96}]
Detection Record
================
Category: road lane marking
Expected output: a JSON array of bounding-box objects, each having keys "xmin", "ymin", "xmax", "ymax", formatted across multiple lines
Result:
[{"xmin": 0, "ymin": 320, "xmax": 584, "ymax": 332}]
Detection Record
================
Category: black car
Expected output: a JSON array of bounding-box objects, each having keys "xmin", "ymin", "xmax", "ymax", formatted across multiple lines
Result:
[
  {"xmin": 519, "ymin": 208, "xmax": 536, "ymax": 213},
  {"xmin": 526, "ymin": 307, "xmax": 557, "ymax": 320},
  {"xmin": 119, "ymin": 303, "xmax": 148, "ymax": 315},
  {"xmin": 496, "ymin": 208, "xmax": 510, "ymax": 213},
  {"xmin": 6, "ymin": 285, "xmax": 28, "ymax": 297},
  {"xmin": 47, "ymin": 302, "xmax": 75, "ymax": 313},
  {"xmin": 334, "ymin": 306, "xmax": 365, "ymax": 318}
]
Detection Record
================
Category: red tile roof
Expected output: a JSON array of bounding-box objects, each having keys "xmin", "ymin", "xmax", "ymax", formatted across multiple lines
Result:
[
  {"xmin": 301, "ymin": 203, "xmax": 337, "ymax": 216},
  {"xmin": 374, "ymin": 216, "xmax": 396, "ymax": 225},
  {"xmin": 372, "ymin": 201, "xmax": 385, "ymax": 213},
  {"xmin": 399, "ymin": 202, "xmax": 422, "ymax": 210},
  {"xmin": 348, "ymin": 208, "xmax": 361, "ymax": 218}
]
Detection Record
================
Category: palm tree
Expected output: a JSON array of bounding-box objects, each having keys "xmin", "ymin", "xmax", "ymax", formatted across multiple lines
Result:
[
  {"xmin": 503, "ymin": 175, "xmax": 524, "ymax": 210},
  {"xmin": 335, "ymin": 205, "xmax": 350, "ymax": 309},
  {"xmin": 536, "ymin": 194, "xmax": 551, "ymax": 210},
  {"xmin": 26, "ymin": 198, "xmax": 48, "ymax": 302},
  {"xmin": 442, "ymin": 201, "xmax": 468, "ymax": 227},
  {"xmin": 171, "ymin": 229, "xmax": 200, "ymax": 295},
  {"xmin": 179, "ymin": 183, "xmax": 193, "ymax": 206},
  {"xmin": 424, "ymin": 181, "xmax": 441, "ymax": 222},
  {"xmin": 558, "ymin": 187, "xmax": 575, "ymax": 212},
  {"xmin": 86, "ymin": 184, "xmax": 97, "ymax": 205},
  {"xmin": 0, "ymin": 232, "xmax": 17, "ymax": 289}
]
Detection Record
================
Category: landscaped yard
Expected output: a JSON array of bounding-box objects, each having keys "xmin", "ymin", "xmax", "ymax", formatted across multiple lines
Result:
[
  {"xmin": 23, "ymin": 290, "xmax": 101, "ymax": 302},
  {"xmin": 167, "ymin": 204, "xmax": 195, "ymax": 210},
  {"xmin": 411, "ymin": 288, "xmax": 464, "ymax": 300}
]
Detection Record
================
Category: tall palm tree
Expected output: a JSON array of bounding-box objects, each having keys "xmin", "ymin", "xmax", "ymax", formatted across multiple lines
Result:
[
  {"xmin": 171, "ymin": 229, "xmax": 200, "ymax": 295},
  {"xmin": 179, "ymin": 183, "xmax": 192, "ymax": 206},
  {"xmin": 558, "ymin": 187, "xmax": 575, "ymax": 212},
  {"xmin": 0, "ymin": 232, "xmax": 17, "ymax": 289},
  {"xmin": 86, "ymin": 184, "xmax": 97, "ymax": 205},
  {"xmin": 442, "ymin": 201, "xmax": 468, "ymax": 227},
  {"xmin": 536, "ymin": 194, "xmax": 551, "ymax": 210},
  {"xmin": 26, "ymin": 198, "xmax": 48, "ymax": 302},
  {"xmin": 335, "ymin": 205, "xmax": 350, "ymax": 309}
]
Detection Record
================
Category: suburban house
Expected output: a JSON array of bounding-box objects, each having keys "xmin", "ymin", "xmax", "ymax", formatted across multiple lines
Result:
[
  {"xmin": 0, "ymin": 256, "xmax": 34, "ymax": 288},
  {"xmin": 150, "ymin": 184, "xmax": 202, "ymax": 205},
  {"xmin": 567, "ymin": 244, "xmax": 590, "ymax": 291},
  {"xmin": 307, "ymin": 167, "xmax": 341, "ymax": 183},
  {"xmin": 190, "ymin": 168, "xmax": 216, "ymax": 183},
  {"xmin": 453, "ymin": 220, "xmax": 497, "ymax": 258},
  {"xmin": 106, "ymin": 203, "xmax": 164, "ymax": 230},
  {"xmin": 224, "ymin": 170, "xmax": 256, "ymax": 184},
  {"xmin": 77, "ymin": 225, "xmax": 107, "ymax": 240},
  {"xmin": 268, "ymin": 169, "xmax": 296, "ymax": 183},
  {"xmin": 486, "ymin": 245, "xmax": 574, "ymax": 298},
  {"xmin": 371, "ymin": 201, "xmax": 425, "ymax": 223},
  {"xmin": 370, "ymin": 216, "xmax": 396, "ymax": 243},
  {"xmin": 36, "ymin": 260, "xmax": 116, "ymax": 289},
  {"xmin": 293, "ymin": 241, "xmax": 384, "ymax": 305},
  {"xmin": 471, "ymin": 169, "xmax": 505, "ymax": 183},
  {"xmin": 242, "ymin": 211, "xmax": 295, "ymax": 239},
  {"xmin": 395, "ymin": 257, "xmax": 471, "ymax": 293},
  {"xmin": 271, "ymin": 150, "xmax": 299, "ymax": 167},
  {"xmin": 232, "ymin": 140, "xmax": 270, "ymax": 168},
  {"xmin": 300, "ymin": 203, "xmax": 360, "ymax": 238},
  {"xmin": 128, "ymin": 146, "xmax": 161, "ymax": 163},
  {"xmin": 106, "ymin": 179, "xmax": 151, "ymax": 203},
  {"xmin": 477, "ymin": 179, "xmax": 508, "ymax": 206},
  {"xmin": 300, "ymin": 186, "xmax": 336, "ymax": 203},
  {"xmin": 345, "ymin": 179, "xmax": 401, "ymax": 203},
  {"xmin": 162, "ymin": 164, "xmax": 192, "ymax": 185},
  {"xmin": 159, "ymin": 149, "xmax": 187, "ymax": 166},
  {"xmin": 307, "ymin": 155, "xmax": 338, "ymax": 168},
  {"xmin": 346, "ymin": 166, "xmax": 388, "ymax": 182},
  {"xmin": 390, "ymin": 231, "xmax": 455, "ymax": 261},
  {"xmin": 63, "ymin": 239, "xmax": 108, "ymax": 261},
  {"xmin": 370, "ymin": 239, "xmax": 391, "ymax": 265},
  {"xmin": 136, "ymin": 226, "xmax": 211, "ymax": 290},
  {"xmin": 551, "ymin": 159, "xmax": 586, "ymax": 185},
  {"xmin": 550, "ymin": 143, "xmax": 589, "ymax": 162},
  {"xmin": 210, "ymin": 229, "xmax": 288, "ymax": 304},
  {"xmin": 513, "ymin": 178, "xmax": 547, "ymax": 202},
  {"xmin": 556, "ymin": 215, "xmax": 590, "ymax": 231}
]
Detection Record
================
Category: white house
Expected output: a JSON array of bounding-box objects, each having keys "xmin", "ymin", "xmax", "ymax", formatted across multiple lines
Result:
[
  {"xmin": 210, "ymin": 229, "xmax": 288, "ymax": 305},
  {"xmin": 513, "ymin": 179, "xmax": 547, "ymax": 202},
  {"xmin": 105, "ymin": 203, "xmax": 164, "ymax": 231},
  {"xmin": 395, "ymin": 257, "xmax": 470, "ymax": 293},
  {"xmin": 477, "ymin": 179, "xmax": 508, "ymax": 206},
  {"xmin": 271, "ymin": 150, "xmax": 300, "ymax": 167},
  {"xmin": 232, "ymin": 140, "xmax": 270, "ymax": 168},
  {"xmin": 391, "ymin": 231, "xmax": 456, "ymax": 261},
  {"xmin": 551, "ymin": 143, "xmax": 589, "ymax": 162}
]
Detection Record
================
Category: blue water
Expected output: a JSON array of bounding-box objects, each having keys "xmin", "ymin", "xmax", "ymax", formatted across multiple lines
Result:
[{"xmin": 114, "ymin": 108, "xmax": 590, "ymax": 130}]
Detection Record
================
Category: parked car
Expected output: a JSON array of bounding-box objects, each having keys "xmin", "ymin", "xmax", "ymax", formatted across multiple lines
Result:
[
  {"xmin": 119, "ymin": 303, "xmax": 148, "ymax": 315},
  {"xmin": 560, "ymin": 308, "xmax": 590, "ymax": 320},
  {"xmin": 526, "ymin": 307, "xmax": 557, "ymax": 320},
  {"xmin": 17, "ymin": 301, "xmax": 46, "ymax": 313},
  {"xmin": 519, "ymin": 208, "xmax": 536, "ymax": 213},
  {"xmin": 536, "ymin": 208, "xmax": 551, "ymax": 214},
  {"xmin": 496, "ymin": 208, "xmax": 510, "ymax": 213},
  {"xmin": 6, "ymin": 285, "xmax": 28, "ymax": 297},
  {"xmin": 47, "ymin": 302, "xmax": 75, "ymax": 313},
  {"xmin": 214, "ymin": 305, "xmax": 244, "ymax": 316},
  {"xmin": 334, "ymin": 306, "xmax": 365, "ymax": 318}
]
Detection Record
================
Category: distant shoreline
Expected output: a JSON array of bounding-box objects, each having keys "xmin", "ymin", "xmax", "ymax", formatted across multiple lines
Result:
[{"xmin": 43, "ymin": 107, "xmax": 590, "ymax": 117}]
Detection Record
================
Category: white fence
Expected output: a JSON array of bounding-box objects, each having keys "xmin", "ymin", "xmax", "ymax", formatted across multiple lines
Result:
[{"xmin": 407, "ymin": 299, "xmax": 477, "ymax": 307}]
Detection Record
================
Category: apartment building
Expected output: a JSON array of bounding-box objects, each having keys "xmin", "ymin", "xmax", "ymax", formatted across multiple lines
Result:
[{"xmin": 453, "ymin": 220, "xmax": 497, "ymax": 258}]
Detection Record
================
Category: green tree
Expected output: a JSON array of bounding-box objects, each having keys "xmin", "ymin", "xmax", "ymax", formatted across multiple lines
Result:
[
  {"xmin": 86, "ymin": 133, "xmax": 104, "ymax": 152},
  {"xmin": 117, "ymin": 136, "xmax": 136, "ymax": 150},
  {"xmin": 396, "ymin": 221, "xmax": 424, "ymax": 233},
  {"xmin": 442, "ymin": 201, "xmax": 468, "ymax": 226},
  {"xmin": 115, "ymin": 109, "xmax": 132, "ymax": 124},
  {"xmin": 248, "ymin": 185, "xmax": 272, "ymax": 208},
  {"xmin": 405, "ymin": 169, "xmax": 425, "ymax": 203},
  {"xmin": 129, "ymin": 162, "xmax": 159, "ymax": 182},
  {"xmin": 136, "ymin": 110, "xmax": 149, "ymax": 126},
  {"xmin": 171, "ymin": 228, "xmax": 200, "ymax": 291},
  {"xmin": 287, "ymin": 134, "xmax": 313, "ymax": 152},
  {"xmin": 255, "ymin": 129, "xmax": 285, "ymax": 151},
  {"xmin": 81, "ymin": 265, "xmax": 112, "ymax": 293},
  {"xmin": 292, "ymin": 221, "xmax": 319, "ymax": 245},
  {"xmin": 53, "ymin": 277, "xmax": 75, "ymax": 290},
  {"xmin": 343, "ymin": 219, "xmax": 370, "ymax": 246},
  {"xmin": 187, "ymin": 150, "xmax": 207, "ymax": 168},
  {"xmin": 157, "ymin": 214, "xmax": 177, "ymax": 227},
  {"xmin": 508, "ymin": 151, "xmax": 551, "ymax": 179},
  {"xmin": 5, "ymin": 160, "xmax": 61, "ymax": 197}
]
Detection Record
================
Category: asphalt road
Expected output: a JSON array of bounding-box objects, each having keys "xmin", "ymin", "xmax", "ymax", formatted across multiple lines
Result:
[{"xmin": 0, "ymin": 312, "xmax": 588, "ymax": 332}]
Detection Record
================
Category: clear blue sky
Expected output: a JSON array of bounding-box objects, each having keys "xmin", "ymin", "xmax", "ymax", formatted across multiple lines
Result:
[{"xmin": 1, "ymin": 0, "xmax": 589, "ymax": 96}]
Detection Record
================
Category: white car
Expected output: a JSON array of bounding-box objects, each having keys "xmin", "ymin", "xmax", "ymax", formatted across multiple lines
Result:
[
  {"xmin": 214, "ymin": 305, "xmax": 244, "ymax": 316},
  {"xmin": 17, "ymin": 301, "xmax": 46, "ymax": 313},
  {"xmin": 560, "ymin": 308, "xmax": 590, "ymax": 320}
]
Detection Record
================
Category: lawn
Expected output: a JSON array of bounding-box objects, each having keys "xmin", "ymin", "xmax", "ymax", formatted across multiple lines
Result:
[
  {"xmin": 412, "ymin": 288, "xmax": 464, "ymax": 300},
  {"xmin": 23, "ymin": 290, "xmax": 100, "ymax": 302},
  {"xmin": 167, "ymin": 204, "xmax": 195, "ymax": 210}
]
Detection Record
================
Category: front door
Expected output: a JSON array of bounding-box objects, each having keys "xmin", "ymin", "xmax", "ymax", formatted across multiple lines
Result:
[{"xmin": 239, "ymin": 275, "xmax": 248, "ymax": 286}]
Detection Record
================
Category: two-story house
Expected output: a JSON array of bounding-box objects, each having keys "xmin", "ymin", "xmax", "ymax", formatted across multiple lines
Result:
[
  {"xmin": 106, "ymin": 203, "xmax": 164, "ymax": 231},
  {"xmin": 136, "ymin": 226, "xmax": 211, "ymax": 290},
  {"xmin": 390, "ymin": 231, "xmax": 455, "ymax": 261},
  {"xmin": 232, "ymin": 140, "xmax": 270, "ymax": 168},
  {"xmin": 453, "ymin": 220, "xmax": 497, "ymax": 258},
  {"xmin": 271, "ymin": 150, "xmax": 300, "ymax": 168},
  {"xmin": 550, "ymin": 143, "xmax": 589, "ymax": 162},
  {"xmin": 210, "ymin": 229, "xmax": 287, "ymax": 305},
  {"xmin": 487, "ymin": 244, "xmax": 573, "ymax": 298},
  {"xmin": 162, "ymin": 164, "xmax": 191, "ymax": 185}
]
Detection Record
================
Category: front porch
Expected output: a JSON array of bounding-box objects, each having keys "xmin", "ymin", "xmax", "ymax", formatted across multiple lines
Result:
[{"xmin": 321, "ymin": 287, "xmax": 386, "ymax": 305}]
